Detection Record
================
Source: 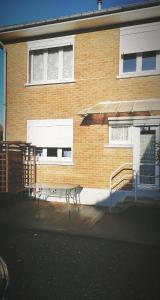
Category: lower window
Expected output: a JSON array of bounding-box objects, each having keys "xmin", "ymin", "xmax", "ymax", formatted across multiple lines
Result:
[
  {"xmin": 27, "ymin": 119, "xmax": 73, "ymax": 164},
  {"xmin": 109, "ymin": 126, "xmax": 132, "ymax": 145}
]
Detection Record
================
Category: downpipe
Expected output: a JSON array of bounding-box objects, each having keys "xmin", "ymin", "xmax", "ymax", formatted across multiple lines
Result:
[{"xmin": 0, "ymin": 41, "xmax": 7, "ymax": 141}]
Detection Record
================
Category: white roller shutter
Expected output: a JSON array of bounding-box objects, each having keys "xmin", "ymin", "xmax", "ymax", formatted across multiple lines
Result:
[
  {"xmin": 27, "ymin": 119, "xmax": 73, "ymax": 148},
  {"xmin": 120, "ymin": 22, "xmax": 160, "ymax": 54}
]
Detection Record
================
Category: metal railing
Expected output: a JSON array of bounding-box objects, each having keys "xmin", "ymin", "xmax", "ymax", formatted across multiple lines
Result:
[{"xmin": 109, "ymin": 162, "xmax": 160, "ymax": 212}]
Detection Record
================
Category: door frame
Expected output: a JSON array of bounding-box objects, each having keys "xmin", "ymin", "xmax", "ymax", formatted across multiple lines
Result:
[{"xmin": 133, "ymin": 125, "xmax": 160, "ymax": 188}]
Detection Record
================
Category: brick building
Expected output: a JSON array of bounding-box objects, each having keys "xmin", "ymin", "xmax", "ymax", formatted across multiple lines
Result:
[{"xmin": 0, "ymin": 1, "xmax": 160, "ymax": 205}]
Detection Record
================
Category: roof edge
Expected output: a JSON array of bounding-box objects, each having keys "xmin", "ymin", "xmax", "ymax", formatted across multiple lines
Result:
[
  {"xmin": 0, "ymin": 1, "xmax": 160, "ymax": 42},
  {"xmin": 0, "ymin": 1, "xmax": 159, "ymax": 33}
]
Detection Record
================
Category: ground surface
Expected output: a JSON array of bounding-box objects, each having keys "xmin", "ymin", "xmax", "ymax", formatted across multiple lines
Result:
[
  {"xmin": 0, "ymin": 196, "xmax": 160, "ymax": 299},
  {"xmin": 0, "ymin": 229, "xmax": 160, "ymax": 300}
]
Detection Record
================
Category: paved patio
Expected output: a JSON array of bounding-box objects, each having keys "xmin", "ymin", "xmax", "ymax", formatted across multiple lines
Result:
[{"xmin": 0, "ymin": 194, "xmax": 160, "ymax": 245}]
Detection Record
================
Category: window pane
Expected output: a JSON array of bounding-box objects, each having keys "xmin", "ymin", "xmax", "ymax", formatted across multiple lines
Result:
[
  {"xmin": 32, "ymin": 50, "xmax": 44, "ymax": 81},
  {"xmin": 111, "ymin": 127, "xmax": 128, "ymax": 141},
  {"xmin": 62, "ymin": 148, "xmax": 71, "ymax": 157},
  {"xmin": 142, "ymin": 51, "xmax": 156, "ymax": 71},
  {"xmin": 47, "ymin": 148, "xmax": 57, "ymax": 157},
  {"xmin": 47, "ymin": 48, "xmax": 59, "ymax": 80},
  {"xmin": 123, "ymin": 54, "xmax": 136, "ymax": 73},
  {"xmin": 36, "ymin": 148, "xmax": 43, "ymax": 157},
  {"xmin": 63, "ymin": 46, "xmax": 73, "ymax": 79},
  {"xmin": 140, "ymin": 129, "xmax": 156, "ymax": 184}
]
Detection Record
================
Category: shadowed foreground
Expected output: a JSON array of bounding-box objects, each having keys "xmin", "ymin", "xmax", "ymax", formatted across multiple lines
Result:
[
  {"xmin": 0, "ymin": 196, "xmax": 160, "ymax": 244},
  {"xmin": 0, "ymin": 196, "xmax": 160, "ymax": 299},
  {"xmin": 0, "ymin": 229, "xmax": 160, "ymax": 300}
]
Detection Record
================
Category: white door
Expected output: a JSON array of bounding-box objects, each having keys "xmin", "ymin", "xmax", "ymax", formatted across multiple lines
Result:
[{"xmin": 133, "ymin": 126, "xmax": 159, "ymax": 188}]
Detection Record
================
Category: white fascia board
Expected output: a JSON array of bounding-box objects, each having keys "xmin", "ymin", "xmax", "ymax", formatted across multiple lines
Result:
[
  {"xmin": 108, "ymin": 116, "xmax": 160, "ymax": 126},
  {"xmin": 1, "ymin": 5, "xmax": 160, "ymax": 41}
]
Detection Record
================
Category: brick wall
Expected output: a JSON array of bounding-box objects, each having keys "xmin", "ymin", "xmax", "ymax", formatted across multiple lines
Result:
[{"xmin": 6, "ymin": 27, "xmax": 160, "ymax": 189}]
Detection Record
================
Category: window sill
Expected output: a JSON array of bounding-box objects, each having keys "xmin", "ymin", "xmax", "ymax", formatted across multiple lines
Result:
[
  {"xmin": 25, "ymin": 79, "xmax": 76, "ymax": 87},
  {"xmin": 104, "ymin": 144, "xmax": 133, "ymax": 148},
  {"xmin": 117, "ymin": 71, "xmax": 160, "ymax": 79},
  {"xmin": 36, "ymin": 160, "xmax": 74, "ymax": 166}
]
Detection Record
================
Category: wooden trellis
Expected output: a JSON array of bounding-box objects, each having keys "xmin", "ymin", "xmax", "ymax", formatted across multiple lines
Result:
[{"xmin": 0, "ymin": 141, "xmax": 36, "ymax": 193}]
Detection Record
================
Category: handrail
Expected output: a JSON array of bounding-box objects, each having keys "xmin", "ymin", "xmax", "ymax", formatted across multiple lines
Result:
[
  {"xmin": 109, "ymin": 163, "xmax": 133, "ymax": 196},
  {"xmin": 110, "ymin": 162, "xmax": 133, "ymax": 182},
  {"xmin": 109, "ymin": 162, "xmax": 160, "ymax": 213},
  {"xmin": 109, "ymin": 163, "xmax": 135, "ymax": 213},
  {"xmin": 111, "ymin": 175, "xmax": 133, "ymax": 191}
]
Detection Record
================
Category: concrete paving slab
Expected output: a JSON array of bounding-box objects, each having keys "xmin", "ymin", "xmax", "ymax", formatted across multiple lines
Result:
[
  {"xmin": 0, "ymin": 198, "xmax": 105, "ymax": 233},
  {"xmin": 0, "ymin": 196, "xmax": 160, "ymax": 245}
]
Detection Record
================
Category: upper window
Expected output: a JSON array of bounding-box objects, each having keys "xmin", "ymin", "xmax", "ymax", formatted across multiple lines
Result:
[
  {"xmin": 27, "ymin": 36, "xmax": 74, "ymax": 85},
  {"xmin": 120, "ymin": 22, "xmax": 160, "ymax": 77}
]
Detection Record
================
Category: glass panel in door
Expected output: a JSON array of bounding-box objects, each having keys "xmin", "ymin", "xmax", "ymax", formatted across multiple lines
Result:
[{"xmin": 140, "ymin": 128, "xmax": 156, "ymax": 185}]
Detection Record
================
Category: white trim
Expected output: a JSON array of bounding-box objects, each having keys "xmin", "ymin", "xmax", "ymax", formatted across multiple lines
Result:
[
  {"xmin": 27, "ymin": 119, "xmax": 73, "ymax": 126},
  {"xmin": 27, "ymin": 47, "xmax": 29, "ymax": 84},
  {"xmin": 108, "ymin": 116, "xmax": 160, "ymax": 126},
  {"xmin": 136, "ymin": 53, "xmax": 141, "ymax": 73},
  {"xmin": 36, "ymin": 160, "xmax": 74, "ymax": 166},
  {"xmin": 37, "ymin": 156, "xmax": 73, "ymax": 163},
  {"xmin": 108, "ymin": 116, "xmax": 160, "ymax": 121},
  {"xmin": 117, "ymin": 71, "xmax": 160, "ymax": 79},
  {"xmin": 25, "ymin": 79, "xmax": 76, "ymax": 86},
  {"xmin": 44, "ymin": 51, "xmax": 48, "ymax": 81},
  {"xmin": 30, "ymin": 52, "xmax": 33, "ymax": 82},
  {"xmin": 59, "ymin": 49, "xmax": 63, "ymax": 80},
  {"xmin": 104, "ymin": 144, "xmax": 132, "ymax": 148}
]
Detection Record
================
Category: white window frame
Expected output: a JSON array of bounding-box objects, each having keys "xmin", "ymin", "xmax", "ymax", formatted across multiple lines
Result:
[
  {"xmin": 36, "ymin": 147, "xmax": 72, "ymax": 163},
  {"xmin": 109, "ymin": 126, "xmax": 132, "ymax": 145},
  {"xmin": 119, "ymin": 51, "xmax": 160, "ymax": 78},
  {"xmin": 27, "ymin": 36, "xmax": 75, "ymax": 85}
]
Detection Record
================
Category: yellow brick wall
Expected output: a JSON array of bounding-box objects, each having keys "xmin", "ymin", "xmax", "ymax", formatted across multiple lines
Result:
[{"xmin": 6, "ymin": 28, "xmax": 160, "ymax": 189}]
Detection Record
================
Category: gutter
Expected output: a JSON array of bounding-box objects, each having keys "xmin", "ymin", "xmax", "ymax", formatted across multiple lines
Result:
[
  {"xmin": 0, "ymin": 0, "xmax": 159, "ymax": 33},
  {"xmin": 0, "ymin": 3, "xmax": 160, "ymax": 41},
  {"xmin": 0, "ymin": 41, "xmax": 7, "ymax": 141}
]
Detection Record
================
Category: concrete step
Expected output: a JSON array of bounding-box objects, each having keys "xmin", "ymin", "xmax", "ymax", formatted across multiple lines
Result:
[{"xmin": 109, "ymin": 195, "xmax": 160, "ymax": 214}]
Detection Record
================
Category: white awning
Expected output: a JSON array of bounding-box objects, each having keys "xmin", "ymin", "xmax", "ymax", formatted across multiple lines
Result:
[{"xmin": 78, "ymin": 99, "xmax": 160, "ymax": 116}]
